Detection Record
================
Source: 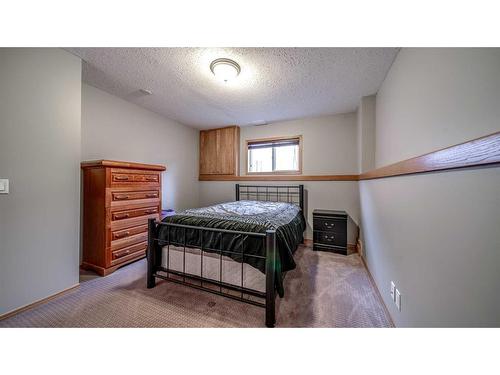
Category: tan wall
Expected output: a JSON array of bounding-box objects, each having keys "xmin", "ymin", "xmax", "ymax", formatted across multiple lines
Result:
[
  {"xmin": 199, "ymin": 113, "xmax": 360, "ymax": 239},
  {"xmin": 82, "ymin": 84, "xmax": 200, "ymax": 212},
  {"xmin": 356, "ymin": 95, "xmax": 376, "ymax": 173},
  {"xmin": 375, "ymin": 48, "xmax": 500, "ymax": 167},
  {"xmin": 0, "ymin": 49, "xmax": 82, "ymax": 315},
  {"xmin": 360, "ymin": 48, "xmax": 500, "ymax": 326},
  {"xmin": 239, "ymin": 113, "xmax": 357, "ymax": 174}
]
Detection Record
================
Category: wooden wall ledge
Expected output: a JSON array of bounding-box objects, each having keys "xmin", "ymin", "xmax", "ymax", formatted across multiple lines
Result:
[
  {"xmin": 199, "ymin": 174, "xmax": 359, "ymax": 181},
  {"xmin": 199, "ymin": 131, "xmax": 500, "ymax": 182},
  {"xmin": 359, "ymin": 130, "xmax": 500, "ymax": 180}
]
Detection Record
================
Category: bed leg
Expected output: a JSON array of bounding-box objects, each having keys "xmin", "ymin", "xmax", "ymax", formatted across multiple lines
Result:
[
  {"xmin": 299, "ymin": 184, "xmax": 304, "ymax": 212},
  {"xmin": 265, "ymin": 230, "xmax": 276, "ymax": 328},
  {"xmin": 147, "ymin": 218, "xmax": 156, "ymax": 289}
]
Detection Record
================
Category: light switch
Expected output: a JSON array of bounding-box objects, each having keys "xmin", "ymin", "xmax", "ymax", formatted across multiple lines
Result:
[{"xmin": 0, "ymin": 179, "xmax": 9, "ymax": 194}]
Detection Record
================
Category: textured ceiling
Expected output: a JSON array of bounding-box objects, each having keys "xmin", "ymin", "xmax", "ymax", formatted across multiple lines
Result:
[{"xmin": 67, "ymin": 48, "xmax": 399, "ymax": 129}]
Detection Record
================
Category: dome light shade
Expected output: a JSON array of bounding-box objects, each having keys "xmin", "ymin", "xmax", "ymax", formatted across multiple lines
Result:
[{"xmin": 210, "ymin": 58, "xmax": 241, "ymax": 82}]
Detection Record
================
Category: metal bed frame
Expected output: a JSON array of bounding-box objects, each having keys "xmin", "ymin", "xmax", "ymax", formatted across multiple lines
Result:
[{"xmin": 146, "ymin": 184, "xmax": 304, "ymax": 328}]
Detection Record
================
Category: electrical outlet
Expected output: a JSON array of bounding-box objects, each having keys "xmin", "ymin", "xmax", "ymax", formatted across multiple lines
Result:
[
  {"xmin": 395, "ymin": 289, "xmax": 401, "ymax": 311},
  {"xmin": 0, "ymin": 179, "xmax": 9, "ymax": 194},
  {"xmin": 390, "ymin": 281, "xmax": 396, "ymax": 301}
]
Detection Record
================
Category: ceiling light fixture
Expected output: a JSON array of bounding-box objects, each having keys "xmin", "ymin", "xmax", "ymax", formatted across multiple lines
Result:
[{"xmin": 210, "ymin": 58, "xmax": 241, "ymax": 82}]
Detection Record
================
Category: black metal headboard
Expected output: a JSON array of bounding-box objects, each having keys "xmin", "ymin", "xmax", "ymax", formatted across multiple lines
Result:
[{"xmin": 235, "ymin": 184, "xmax": 304, "ymax": 211}]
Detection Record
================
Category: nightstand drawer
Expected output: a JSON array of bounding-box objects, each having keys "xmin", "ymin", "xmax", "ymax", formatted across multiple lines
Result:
[
  {"xmin": 313, "ymin": 216, "xmax": 346, "ymax": 234},
  {"xmin": 313, "ymin": 230, "xmax": 347, "ymax": 247},
  {"xmin": 313, "ymin": 243, "xmax": 347, "ymax": 255}
]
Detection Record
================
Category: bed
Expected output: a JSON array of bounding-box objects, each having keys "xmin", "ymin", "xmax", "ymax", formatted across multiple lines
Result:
[{"xmin": 146, "ymin": 184, "xmax": 306, "ymax": 327}]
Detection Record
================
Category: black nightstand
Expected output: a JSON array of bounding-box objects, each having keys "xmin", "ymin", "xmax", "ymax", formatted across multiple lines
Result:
[{"xmin": 312, "ymin": 209, "xmax": 359, "ymax": 255}]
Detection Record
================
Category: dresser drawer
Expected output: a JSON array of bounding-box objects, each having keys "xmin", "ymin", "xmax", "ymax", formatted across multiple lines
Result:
[
  {"xmin": 313, "ymin": 216, "xmax": 346, "ymax": 234},
  {"xmin": 111, "ymin": 169, "xmax": 160, "ymax": 186},
  {"xmin": 111, "ymin": 232, "xmax": 148, "ymax": 251},
  {"xmin": 109, "ymin": 212, "xmax": 159, "ymax": 232},
  {"xmin": 112, "ymin": 223, "xmax": 148, "ymax": 241},
  {"xmin": 313, "ymin": 230, "xmax": 347, "ymax": 247},
  {"xmin": 111, "ymin": 206, "xmax": 159, "ymax": 222},
  {"xmin": 111, "ymin": 189, "xmax": 159, "ymax": 203},
  {"xmin": 111, "ymin": 241, "xmax": 147, "ymax": 266}
]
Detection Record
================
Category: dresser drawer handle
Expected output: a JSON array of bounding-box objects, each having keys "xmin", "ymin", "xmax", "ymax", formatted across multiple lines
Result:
[
  {"xmin": 144, "ymin": 209, "xmax": 156, "ymax": 214},
  {"xmin": 145, "ymin": 176, "xmax": 157, "ymax": 181},
  {"xmin": 146, "ymin": 194, "xmax": 157, "ymax": 198},
  {"xmin": 324, "ymin": 235, "xmax": 335, "ymax": 241},
  {"xmin": 115, "ymin": 231, "xmax": 130, "ymax": 239},
  {"xmin": 114, "ymin": 213, "xmax": 130, "ymax": 220},
  {"xmin": 116, "ymin": 249, "xmax": 131, "ymax": 258},
  {"xmin": 114, "ymin": 176, "xmax": 130, "ymax": 181},
  {"xmin": 324, "ymin": 222, "xmax": 335, "ymax": 228},
  {"xmin": 115, "ymin": 195, "xmax": 130, "ymax": 200}
]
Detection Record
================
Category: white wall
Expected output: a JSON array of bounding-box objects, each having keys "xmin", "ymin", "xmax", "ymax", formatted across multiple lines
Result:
[
  {"xmin": 360, "ymin": 48, "xmax": 500, "ymax": 326},
  {"xmin": 82, "ymin": 84, "xmax": 200, "ymax": 211},
  {"xmin": 199, "ymin": 114, "xmax": 360, "ymax": 239},
  {"xmin": 0, "ymin": 48, "xmax": 82, "ymax": 315}
]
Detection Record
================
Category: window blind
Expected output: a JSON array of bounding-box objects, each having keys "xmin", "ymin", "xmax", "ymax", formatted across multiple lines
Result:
[{"xmin": 247, "ymin": 138, "xmax": 300, "ymax": 150}]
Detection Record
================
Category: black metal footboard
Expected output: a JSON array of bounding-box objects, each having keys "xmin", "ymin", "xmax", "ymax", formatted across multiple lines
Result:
[{"xmin": 146, "ymin": 218, "xmax": 278, "ymax": 327}]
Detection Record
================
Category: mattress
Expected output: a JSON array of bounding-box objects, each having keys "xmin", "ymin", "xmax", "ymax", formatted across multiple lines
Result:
[
  {"xmin": 157, "ymin": 200, "xmax": 306, "ymax": 276},
  {"xmin": 161, "ymin": 245, "xmax": 266, "ymax": 293}
]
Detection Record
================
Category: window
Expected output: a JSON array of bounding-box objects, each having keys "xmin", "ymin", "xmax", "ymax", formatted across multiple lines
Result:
[{"xmin": 246, "ymin": 136, "xmax": 302, "ymax": 174}]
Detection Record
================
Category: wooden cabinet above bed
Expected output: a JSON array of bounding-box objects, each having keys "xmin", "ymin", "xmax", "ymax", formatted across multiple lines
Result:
[{"xmin": 199, "ymin": 125, "xmax": 240, "ymax": 177}]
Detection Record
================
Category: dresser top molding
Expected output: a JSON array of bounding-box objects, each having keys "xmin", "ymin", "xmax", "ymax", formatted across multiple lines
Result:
[{"xmin": 81, "ymin": 159, "xmax": 166, "ymax": 171}]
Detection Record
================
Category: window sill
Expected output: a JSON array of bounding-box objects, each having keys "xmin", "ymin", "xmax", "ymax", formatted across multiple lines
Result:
[{"xmin": 246, "ymin": 171, "xmax": 302, "ymax": 176}]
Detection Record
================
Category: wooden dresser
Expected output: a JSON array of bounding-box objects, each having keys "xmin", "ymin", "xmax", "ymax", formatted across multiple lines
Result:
[{"xmin": 81, "ymin": 160, "xmax": 166, "ymax": 276}]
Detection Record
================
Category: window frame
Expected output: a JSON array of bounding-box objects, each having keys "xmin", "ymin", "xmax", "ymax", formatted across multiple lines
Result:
[{"xmin": 245, "ymin": 135, "xmax": 303, "ymax": 175}]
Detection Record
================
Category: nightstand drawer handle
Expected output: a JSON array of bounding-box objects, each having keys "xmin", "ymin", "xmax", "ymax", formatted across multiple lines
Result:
[
  {"xmin": 114, "ymin": 176, "xmax": 130, "ymax": 181},
  {"xmin": 324, "ymin": 222, "xmax": 335, "ymax": 228},
  {"xmin": 146, "ymin": 176, "xmax": 157, "ymax": 181},
  {"xmin": 115, "ymin": 195, "xmax": 130, "ymax": 200},
  {"xmin": 114, "ymin": 213, "xmax": 130, "ymax": 220},
  {"xmin": 145, "ymin": 209, "xmax": 156, "ymax": 214}
]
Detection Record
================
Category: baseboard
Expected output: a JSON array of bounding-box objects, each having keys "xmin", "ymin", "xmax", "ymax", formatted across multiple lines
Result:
[
  {"xmin": 357, "ymin": 239, "xmax": 363, "ymax": 257},
  {"xmin": 0, "ymin": 283, "xmax": 80, "ymax": 321},
  {"xmin": 359, "ymin": 255, "xmax": 395, "ymax": 328},
  {"xmin": 347, "ymin": 243, "xmax": 357, "ymax": 253}
]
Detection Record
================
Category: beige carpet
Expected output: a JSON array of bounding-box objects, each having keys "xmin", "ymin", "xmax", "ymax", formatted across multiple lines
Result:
[{"xmin": 0, "ymin": 245, "xmax": 392, "ymax": 328}]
